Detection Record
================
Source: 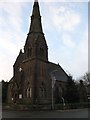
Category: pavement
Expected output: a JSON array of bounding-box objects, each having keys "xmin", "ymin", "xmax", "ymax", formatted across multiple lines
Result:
[{"xmin": 2, "ymin": 108, "xmax": 89, "ymax": 118}]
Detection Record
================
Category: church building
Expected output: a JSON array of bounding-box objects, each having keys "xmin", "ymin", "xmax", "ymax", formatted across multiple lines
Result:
[{"xmin": 7, "ymin": 0, "xmax": 69, "ymax": 105}]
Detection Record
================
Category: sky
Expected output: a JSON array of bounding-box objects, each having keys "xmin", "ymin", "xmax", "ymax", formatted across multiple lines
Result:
[{"xmin": 0, "ymin": 0, "xmax": 89, "ymax": 81}]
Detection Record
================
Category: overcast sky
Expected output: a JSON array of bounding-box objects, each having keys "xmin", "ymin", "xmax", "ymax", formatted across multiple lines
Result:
[{"xmin": 0, "ymin": 0, "xmax": 88, "ymax": 81}]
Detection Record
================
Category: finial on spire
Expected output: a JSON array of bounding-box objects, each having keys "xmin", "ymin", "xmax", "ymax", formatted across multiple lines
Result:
[
  {"xmin": 34, "ymin": 0, "xmax": 38, "ymax": 2},
  {"xmin": 34, "ymin": 0, "xmax": 39, "ymax": 6}
]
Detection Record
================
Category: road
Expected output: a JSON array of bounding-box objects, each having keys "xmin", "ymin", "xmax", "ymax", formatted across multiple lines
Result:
[{"xmin": 2, "ymin": 108, "xmax": 89, "ymax": 118}]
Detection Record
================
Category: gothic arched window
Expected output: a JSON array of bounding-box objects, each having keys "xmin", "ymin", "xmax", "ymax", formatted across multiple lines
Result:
[{"xmin": 27, "ymin": 87, "xmax": 32, "ymax": 98}]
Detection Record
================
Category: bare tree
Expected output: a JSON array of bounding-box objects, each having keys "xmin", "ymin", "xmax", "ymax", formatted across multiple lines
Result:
[{"xmin": 82, "ymin": 72, "xmax": 90, "ymax": 85}]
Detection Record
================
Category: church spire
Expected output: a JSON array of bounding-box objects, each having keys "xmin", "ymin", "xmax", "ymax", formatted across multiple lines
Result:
[
  {"xmin": 34, "ymin": 0, "xmax": 38, "ymax": 3},
  {"xmin": 24, "ymin": 0, "xmax": 48, "ymax": 62},
  {"xmin": 28, "ymin": 0, "xmax": 43, "ymax": 34}
]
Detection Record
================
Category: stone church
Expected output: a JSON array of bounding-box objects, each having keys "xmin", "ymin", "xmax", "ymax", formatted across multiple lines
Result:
[{"xmin": 7, "ymin": 0, "xmax": 69, "ymax": 105}]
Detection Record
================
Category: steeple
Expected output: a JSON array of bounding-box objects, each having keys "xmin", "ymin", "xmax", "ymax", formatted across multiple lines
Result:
[
  {"xmin": 28, "ymin": 0, "xmax": 43, "ymax": 34},
  {"xmin": 24, "ymin": 0, "xmax": 48, "ymax": 62}
]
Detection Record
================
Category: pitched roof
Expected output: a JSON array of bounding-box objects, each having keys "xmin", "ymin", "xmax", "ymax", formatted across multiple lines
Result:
[{"xmin": 48, "ymin": 62, "xmax": 69, "ymax": 82}]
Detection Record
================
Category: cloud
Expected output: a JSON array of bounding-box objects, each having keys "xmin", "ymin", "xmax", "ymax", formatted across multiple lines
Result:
[
  {"xmin": 0, "ymin": 2, "xmax": 26, "ymax": 81},
  {"xmin": 68, "ymin": 27, "xmax": 88, "ymax": 79},
  {"xmin": 41, "ymin": 3, "xmax": 81, "ymax": 37},
  {"xmin": 62, "ymin": 33, "xmax": 76, "ymax": 48},
  {"xmin": 41, "ymin": 0, "xmax": 88, "ymax": 2},
  {"xmin": 0, "ymin": 2, "xmax": 23, "ymax": 32},
  {"xmin": 52, "ymin": 6, "xmax": 81, "ymax": 32},
  {"xmin": 0, "ymin": 53, "xmax": 13, "ymax": 81},
  {"xmin": 42, "ymin": 2, "xmax": 87, "ymax": 79},
  {"xmin": 0, "ymin": 0, "xmax": 89, "ymax": 3}
]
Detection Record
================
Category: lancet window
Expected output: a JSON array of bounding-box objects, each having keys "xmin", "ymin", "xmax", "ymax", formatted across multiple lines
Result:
[{"xmin": 27, "ymin": 87, "xmax": 32, "ymax": 98}]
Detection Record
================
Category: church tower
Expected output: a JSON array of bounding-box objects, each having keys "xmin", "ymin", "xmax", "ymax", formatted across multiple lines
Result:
[
  {"xmin": 24, "ymin": 0, "xmax": 48, "ymax": 62},
  {"xmin": 21, "ymin": 0, "xmax": 50, "ymax": 104},
  {"xmin": 7, "ymin": 0, "xmax": 51, "ymax": 105}
]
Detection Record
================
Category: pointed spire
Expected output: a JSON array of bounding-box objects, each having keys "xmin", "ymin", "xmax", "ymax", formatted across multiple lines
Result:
[
  {"xmin": 28, "ymin": 0, "xmax": 43, "ymax": 34},
  {"xmin": 34, "ymin": 0, "xmax": 38, "ymax": 2},
  {"xmin": 32, "ymin": 0, "xmax": 40, "ymax": 17}
]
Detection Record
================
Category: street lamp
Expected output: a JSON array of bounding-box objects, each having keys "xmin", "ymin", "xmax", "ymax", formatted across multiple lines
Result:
[{"xmin": 50, "ymin": 70, "xmax": 58, "ymax": 110}]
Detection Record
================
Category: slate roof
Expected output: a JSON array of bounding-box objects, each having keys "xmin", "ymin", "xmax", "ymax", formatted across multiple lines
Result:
[{"xmin": 48, "ymin": 62, "xmax": 69, "ymax": 82}]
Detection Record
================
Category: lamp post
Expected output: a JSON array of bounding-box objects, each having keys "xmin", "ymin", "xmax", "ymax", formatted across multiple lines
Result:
[{"xmin": 50, "ymin": 70, "xmax": 57, "ymax": 110}]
